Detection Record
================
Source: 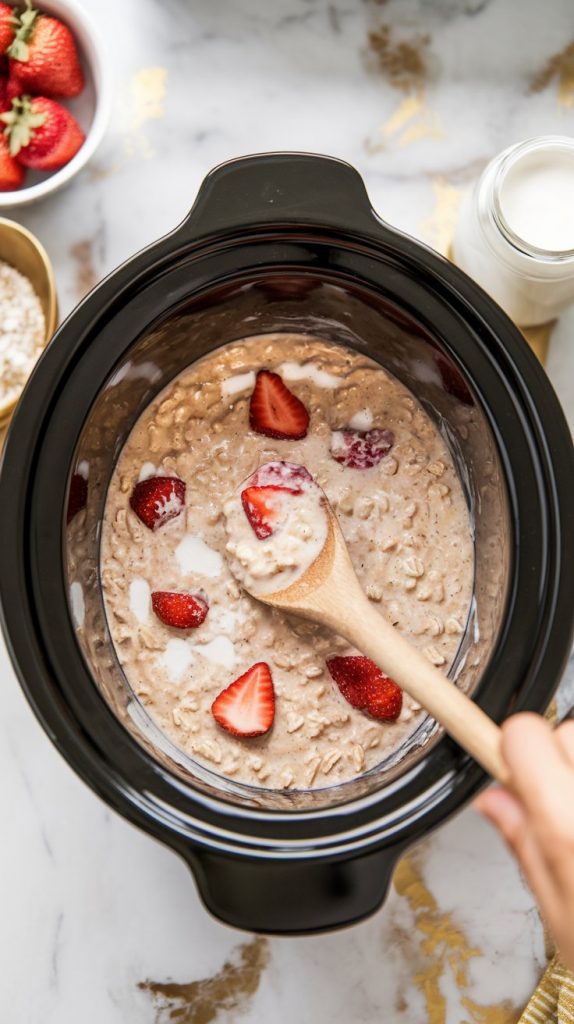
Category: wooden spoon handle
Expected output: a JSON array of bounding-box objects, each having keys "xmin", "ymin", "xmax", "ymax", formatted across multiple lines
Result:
[{"xmin": 338, "ymin": 593, "xmax": 509, "ymax": 785}]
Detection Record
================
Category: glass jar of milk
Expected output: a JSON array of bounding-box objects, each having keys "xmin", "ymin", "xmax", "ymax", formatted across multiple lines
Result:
[{"xmin": 453, "ymin": 136, "xmax": 574, "ymax": 326}]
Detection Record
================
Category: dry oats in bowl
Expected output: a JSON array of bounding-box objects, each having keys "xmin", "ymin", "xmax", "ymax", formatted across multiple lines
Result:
[{"xmin": 0, "ymin": 218, "xmax": 56, "ymax": 426}]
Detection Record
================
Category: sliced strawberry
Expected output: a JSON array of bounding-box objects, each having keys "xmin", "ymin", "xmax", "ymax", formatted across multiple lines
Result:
[
  {"xmin": 129, "ymin": 476, "xmax": 185, "ymax": 531},
  {"xmin": 330, "ymin": 428, "xmax": 394, "ymax": 470},
  {"xmin": 435, "ymin": 352, "xmax": 474, "ymax": 406},
  {"xmin": 249, "ymin": 369, "xmax": 310, "ymax": 440},
  {"xmin": 151, "ymin": 591, "xmax": 209, "ymax": 629},
  {"xmin": 250, "ymin": 460, "xmax": 313, "ymax": 492},
  {"xmin": 0, "ymin": 130, "xmax": 23, "ymax": 189},
  {"xmin": 241, "ymin": 485, "xmax": 284, "ymax": 540},
  {"xmin": 212, "ymin": 662, "xmax": 275, "ymax": 738},
  {"xmin": 241, "ymin": 461, "xmax": 314, "ymax": 540},
  {"xmin": 66, "ymin": 472, "xmax": 87, "ymax": 524},
  {"xmin": 326, "ymin": 656, "xmax": 402, "ymax": 722}
]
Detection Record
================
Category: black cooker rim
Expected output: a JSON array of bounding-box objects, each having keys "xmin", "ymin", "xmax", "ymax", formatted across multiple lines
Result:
[{"xmin": 1, "ymin": 158, "xmax": 573, "ymax": 861}]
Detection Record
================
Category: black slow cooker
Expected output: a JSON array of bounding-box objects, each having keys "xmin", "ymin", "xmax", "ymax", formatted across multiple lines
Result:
[{"xmin": 1, "ymin": 153, "xmax": 573, "ymax": 934}]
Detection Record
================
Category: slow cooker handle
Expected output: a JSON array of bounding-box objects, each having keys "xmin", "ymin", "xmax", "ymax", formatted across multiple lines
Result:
[
  {"xmin": 180, "ymin": 153, "xmax": 386, "ymax": 239},
  {"xmin": 183, "ymin": 845, "xmax": 403, "ymax": 934}
]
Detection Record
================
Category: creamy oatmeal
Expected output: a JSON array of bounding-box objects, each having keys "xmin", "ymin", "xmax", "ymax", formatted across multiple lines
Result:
[{"xmin": 101, "ymin": 333, "xmax": 474, "ymax": 790}]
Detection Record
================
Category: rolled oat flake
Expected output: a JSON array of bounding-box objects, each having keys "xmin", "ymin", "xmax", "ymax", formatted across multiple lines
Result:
[{"xmin": 0, "ymin": 260, "xmax": 45, "ymax": 410}]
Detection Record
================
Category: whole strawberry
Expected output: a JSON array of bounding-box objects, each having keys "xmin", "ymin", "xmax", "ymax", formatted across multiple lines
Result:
[
  {"xmin": 1, "ymin": 95, "xmax": 84, "ymax": 170},
  {"xmin": 0, "ymin": 75, "xmax": 23, "ymax": 112},
  {"xmin": 0, "ymin": 3, "xmax": 16, "ymax": 54},
  {"xmin": 7, "ymin": 4, "xmax": 84, "ymax": 98},
  {"xmin": 0, "ymin": 131, "xmax": 24, "ymax": 189}
]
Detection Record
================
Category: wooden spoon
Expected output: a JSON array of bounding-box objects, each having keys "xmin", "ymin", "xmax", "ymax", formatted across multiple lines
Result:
[{"xmin": 245, "ymin": 497, "xmax": 509, "ymax": 784}]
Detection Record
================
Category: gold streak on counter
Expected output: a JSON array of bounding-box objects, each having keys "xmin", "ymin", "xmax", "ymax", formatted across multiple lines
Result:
[
  {"xmin": 124, "ymin": 66, "xmax": 168, "ymax": 160},
  {"xmin": 91, "ymin": 66, "xmax": 169, "ymax": 178},
  {"xmin": 521, "ymin": 322, "xmax": 554, "ymax": 366},
  {"xmin": 462, "ymin": 995, "xmax": 522, "ymax": 1023},
  {"xmin": 138, "ymin": 936, "xmax": 269, "ymax": 1024},
  {"xmin": 130, "ymin": 66, "xmax": 168, "ymax": 127},
  {"xmin": 365, "ymin": 92, "xmax": 444, "ymax": 153},
  {"xmin": 394, "ymin": 849, "xmax": 520, "ymax": 1023},
  {"xmin": 530, "ymin": 41, "xmax": 574, "ymax": 107},
  {"xmin": 364, "ymin": 21, "xmax": 432, "ymax": 94},
  {"xmin": 420, "ymin": 178, "xmax": 464, "ymax": 256}
]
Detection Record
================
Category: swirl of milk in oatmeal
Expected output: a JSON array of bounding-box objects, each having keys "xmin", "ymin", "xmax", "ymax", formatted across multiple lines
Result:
[{"xmin": 100, "ymin": 333, "xmax": 474, "ymax": 791}]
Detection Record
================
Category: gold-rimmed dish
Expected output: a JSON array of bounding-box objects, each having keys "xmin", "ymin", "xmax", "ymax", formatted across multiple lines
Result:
[{"xmin": 0, "ymin": 216, "xmax": 58, "ymax": 427}]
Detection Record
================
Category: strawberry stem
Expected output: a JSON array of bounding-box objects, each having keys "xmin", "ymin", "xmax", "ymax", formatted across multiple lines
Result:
[
  {"xmin": 6, "ymin": 4, "xmax": 38, "ymax": 62},
  {"xmin": 0, "ymin": 96, "xmax": 46, "ymax": 156}
]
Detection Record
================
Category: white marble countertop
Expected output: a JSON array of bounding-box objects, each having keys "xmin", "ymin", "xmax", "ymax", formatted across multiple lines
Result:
[{"xmin": 1, "ymin": 0, "xmax": 574, "ymax": 1020}]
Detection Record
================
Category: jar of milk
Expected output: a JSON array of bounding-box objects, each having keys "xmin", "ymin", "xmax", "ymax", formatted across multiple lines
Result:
[{"xmin": 452, "ymin": 136, "xmax": 574, "ymax": 326}]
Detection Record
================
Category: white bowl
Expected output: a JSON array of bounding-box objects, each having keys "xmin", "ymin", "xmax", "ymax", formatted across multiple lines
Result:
[{"xmin": 0, "ymin": 0, "xmax": 112, "ymax": 206}]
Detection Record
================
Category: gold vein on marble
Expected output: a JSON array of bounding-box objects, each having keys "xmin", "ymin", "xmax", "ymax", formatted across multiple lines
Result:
[
  {"xmin": 130, "ymin": 67, "xmax": 168, "ymax": 129},
  {"xmin": 393, "ymin": 848, "xmax": 521, "ymax": 1024},
  {"xmin": 70, "ymin": 240, "xmax": 99, "ymax": 301},
  {"xmin": 138, "ymin": 936, "xmax": 269, "ymax": 1024},
  {"xmin": 363, "ymin": 18, "xmax": 433, "ymax": 94},
  {"xmin": 90, "ymin": 65, "xmax": 169, "ymax": 179},
  {"xmin": 365, "ymin": 92, "xmax": 444, "ymax": 154},
  {"xmin": 420, "ymin": 178, "xmax": 464, "ymax": 255},
  {"xmin": 124, "ymin": 66, "xmax": 168, "ymax": 160},
  {"xmin": 530, "ymin": 41, "xmax": 574, "ymax": 107}
]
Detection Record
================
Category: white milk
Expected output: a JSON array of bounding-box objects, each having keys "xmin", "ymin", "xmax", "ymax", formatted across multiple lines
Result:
[
  {"xmin": 278, "ymin": 361, "xmax": 341, "ymax": 389},
  {"xmin": 453, "ymin": 136, "xmax": 574, "ymax": 326},
  {"xmin": 192, "ymin": 636, "xmax": 236, "ymax": 669},
  {"xmin": 221, "ymin": 370, "xmax": 256, "ymax": 397},
  {"xmin": 160, "ymin": 639, "xmax": 194, "ymax": 681},
  {"xmin": 129, "ymin": 577, "xmax": 151, "ymax": 623},
  {"xmin": 175, "ymin": 534, "xmax": 223, "ymax": 578},
  {"xmin": 500, "ymin": 148, "xmax": 574, "ymax": 252}
]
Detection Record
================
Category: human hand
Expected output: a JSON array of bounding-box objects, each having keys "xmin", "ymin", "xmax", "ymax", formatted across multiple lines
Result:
[{"xmin": 475, "ymin": 712, "xmax": 574, "ymax": 972}]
